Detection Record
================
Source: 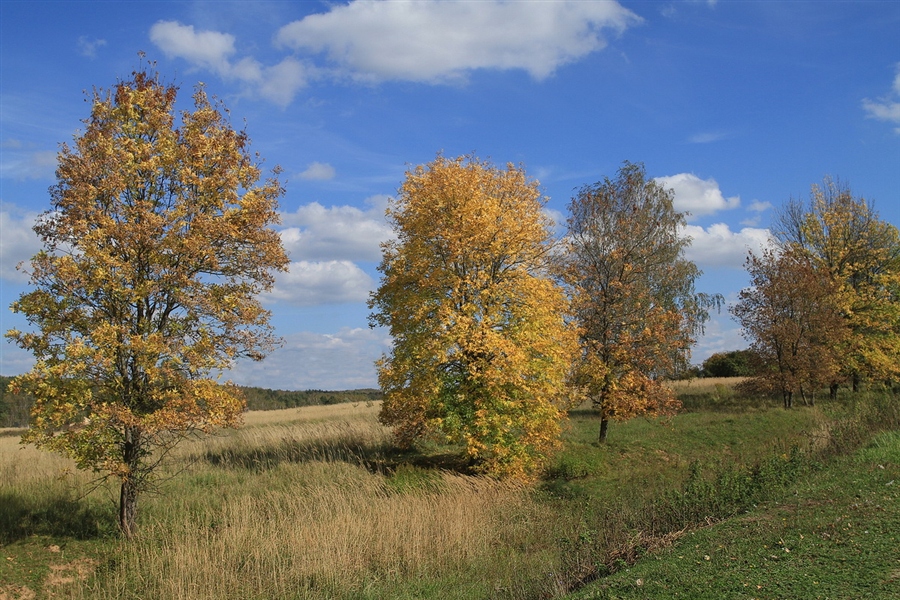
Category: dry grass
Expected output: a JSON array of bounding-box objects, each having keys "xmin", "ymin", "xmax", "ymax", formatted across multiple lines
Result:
[
  {"xmin": 0, "ymin": 403, "xmax": 555, "ymax": 598},
  {"xmin": 666, "ymin": 377, "xmax": 748, "ymax": 394},
  {"xmin": 88, "ymin": 468, "xmax": 534, "ymax": 599}
]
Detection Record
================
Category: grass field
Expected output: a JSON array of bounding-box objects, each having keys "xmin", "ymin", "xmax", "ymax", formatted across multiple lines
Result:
[{"xmin": 1, "ymin": 380, "xmax": 897, "ymax": 599}]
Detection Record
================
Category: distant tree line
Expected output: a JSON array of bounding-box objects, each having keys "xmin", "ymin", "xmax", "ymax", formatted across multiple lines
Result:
[
  {"xmin": 240, "ymin": 387, "xmax": 382, "ymax": 411},
  {"xmin": 0, "ymin": 375, "xmax": 32, "ymax": 428},
  {"xmin": 1, "ymin": 375, "xmax": 381, "ymax": 428}
]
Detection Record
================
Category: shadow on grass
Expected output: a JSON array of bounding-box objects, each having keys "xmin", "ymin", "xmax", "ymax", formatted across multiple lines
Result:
[
  {"xmin": 200, "ymin": 436, "xmax": 478, "ymax": 477},
  {"xmin": 0, "ymin": 491, "xmax": 117, "ymax": 544}
]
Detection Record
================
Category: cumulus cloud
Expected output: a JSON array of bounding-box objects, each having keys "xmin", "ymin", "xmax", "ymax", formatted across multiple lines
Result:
[
  {"xmin": 655, "ymin": 173, "xmax": 740, "ymax": 219},
  {"xmin": 275, "ymin": 0, "xmax": 641, "ymax": 83},
  {"xmin": 149, "ymin": 20, "xmax": 310, "ymax": 107},
  {"xmin": 862, "ymin": 62, "xmax": 900, "ymax": 133},
  {"xmin": 279, "ymin": 199, "xmax": 392, "ymax": 262},
  {"xmin": 681, "ymin": 223, "xmax": 773, "ymax": 269},
  {"xmin": 299, "ymin": 162, "xmax": 336, "ymax": 181},
  {"xmin": 266, "ymin": 260, "xmax": 374, "ymax": 306},
  {"xmin": 0, "ymin": 206, "xmax": 42, "ymax": 282},
  {"xmin": 227, "ymin": 327, "xmax": 389, "ymax": 390}
]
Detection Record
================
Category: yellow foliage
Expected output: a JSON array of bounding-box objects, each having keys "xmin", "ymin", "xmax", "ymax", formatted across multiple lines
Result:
[
  {"xmin": 5, "ymin": 68, "xmax": 288, "ymax": 535},
  {"xmin": 369, "ymin": 154, "xmax": 579, "ymax": 479},
  {"xmin": 774, "ymin": 177, "xmax": 900, "ymax": 385}
]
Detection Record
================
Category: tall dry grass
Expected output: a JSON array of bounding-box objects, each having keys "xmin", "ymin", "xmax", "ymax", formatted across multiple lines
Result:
[{"xmin": 27, "ymin": 402, "xmax": 565, "ymax": 599}]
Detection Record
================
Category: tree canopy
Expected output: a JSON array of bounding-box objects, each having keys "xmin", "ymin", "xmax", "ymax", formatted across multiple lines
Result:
[
  {"xmin": 772, "ymin": 178, "xmax": 900, "ymax": 389},
  {"xmin": 562, "ymin": 162, "xmax": 718, "ymax": 441},
  {"xmin": 6, "ymin": 68, "xmax": 288, "ymax": 536},
  {"xmin": 369, "ymin": 154, "xmax": 579, "ymax": 479},
  {"xmin": 731, "ymin": 247, "xmax": 848, "ymax": 407}
]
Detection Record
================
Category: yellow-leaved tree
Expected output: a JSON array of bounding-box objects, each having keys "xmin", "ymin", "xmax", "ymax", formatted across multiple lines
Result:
[
  {"xmin": 773, "ymin": 178, "xmax": 900, "ymax": 393},
  {"xmin": 562, "ymin": 162, "xmax": 720, "ymax": 442},
  {"xmin": 368, "ymin": 155, "xmax": 579, "ymax": 479},
  {"xmin": 6, "ymin": 68, "xmax": 288, "ymax": 536}
]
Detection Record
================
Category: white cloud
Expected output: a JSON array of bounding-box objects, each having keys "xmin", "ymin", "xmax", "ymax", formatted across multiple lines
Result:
[
  {"xmin": 149, "ymin": 20, "xmax": 310, "ymax": 107},
  {"xmin": 275, "ymin": 0, "xmax": 641, "ymax": 83},
  {"xmin": 77, "ymin": 36, "xmax": 107, "ymax": 59},
  {"xmin": 299, "ymin": 162, "xmax": 336, "ymax": 181},
  {"xmin": 149, "ymin": 21, "xmax": 236, "ymax": 74},
  {"xmin": 740, "ymin": 199, "xmax": 773, "ymax": 226},
  {"xmin": 266, "ymin": 260, "xmax": 375, "ymax": 306},
  {"xmin": 0, "ymin": 149, "xmax": 57, "ymax": 180},
  {"xmin": 0, "ymin": 206, "xmax": 42, "ymax": 282},
  {"xmin": 862, "ymin": 62, "xmax": 900, "ymax": 133},
  {"xmin": 692, "ymin": 308, "xmax": 747, "ymax": 364},
  {"xmin": 681, "ymin": 223, "xmax": 773, "ymax": 269},
  {"xmin": 227, "ymin": 327, "xmax": 389, "ymax": 390},
  {"xmin": 655, "ymin": 173, "xmax": 740, "ymax": 219},
  {"xmin": 279, "ymin": 200, "xmax": 392, "ymax": 262},
  {"xmin": 747, "ymin": 200, "xmax": 772, "ymax": 213}
]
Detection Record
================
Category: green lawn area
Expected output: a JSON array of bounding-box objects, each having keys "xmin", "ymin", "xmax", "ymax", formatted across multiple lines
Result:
[{"xmin": 568, "ymin": 429, "xmax": 900, "ymax": 599}]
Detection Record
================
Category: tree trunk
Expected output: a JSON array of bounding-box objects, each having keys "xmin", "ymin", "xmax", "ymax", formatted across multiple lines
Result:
[
  {"xmin": 119, "ymin": 477, "xmax": 138, "ymax": 538},
  {"xmin": 783, "ymin": 390, "xmax": 792, "ymax": 409},
  {"xmin": 830, "ymin": 383, "xmax": 839, "ymax": 401},
  {"xmin": 119, "ymin": 426, "xmax": 141, "ymax": 538},
  {"xmin": 598, "ymin": 417, "xmax": 609, "ymax": 443}
]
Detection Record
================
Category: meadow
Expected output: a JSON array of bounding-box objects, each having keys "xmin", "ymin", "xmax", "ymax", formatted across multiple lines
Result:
[{"xmin": 1, "ymin": 379, "xmax": 898, "ymax": 599}]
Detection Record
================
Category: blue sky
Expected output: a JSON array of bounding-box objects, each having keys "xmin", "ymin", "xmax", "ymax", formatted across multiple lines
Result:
[{"xmin": 1, "ymin": 0, "xmax": 898, "ymax": 390}]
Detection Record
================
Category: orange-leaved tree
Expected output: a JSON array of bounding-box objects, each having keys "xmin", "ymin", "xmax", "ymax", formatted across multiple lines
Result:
[
  {"xmin": 731, "ymin": 247, "xmax": 848, "ymax": 408},
  {"xmin": 773, "ymin": 178, "xmax": 900, "ymax": 392},
  {"xmin": 368, "ymin": 154, "xmax": 579, "ymax": 479},
  {"xmin": 562, "ymin": 162, "xmax": 720, "ymax": 442},
  {"xmin": 5, "ymin": 68, "xmax": 288, "ymax": 536}
]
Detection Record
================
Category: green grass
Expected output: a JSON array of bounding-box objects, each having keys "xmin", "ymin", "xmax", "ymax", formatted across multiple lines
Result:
[{"xmin": 567, "ymin": 429, "xmax": 900, "ymax": 599}]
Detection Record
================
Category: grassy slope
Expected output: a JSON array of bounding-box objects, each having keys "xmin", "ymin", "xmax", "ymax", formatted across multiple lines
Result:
[{"xmin": 568, "ymin": 430, "xmax": 900, "ymax": 599}]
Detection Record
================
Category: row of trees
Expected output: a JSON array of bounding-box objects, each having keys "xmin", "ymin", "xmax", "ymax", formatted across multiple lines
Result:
[
  {"xmin": 732, "ymin": 179, "xmax": 900, "ymax": 407},
  {"xmin": 7, "ymin": 66, "xmax": 895, "ymax": 535},
  {"xmin": 369, "ymin": 156, "xmax": 719, "ymax": 478}
]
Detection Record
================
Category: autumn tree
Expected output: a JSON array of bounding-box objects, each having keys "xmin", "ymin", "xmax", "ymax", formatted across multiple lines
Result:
[
  {"xmin": 731, "ymin": 247, "xmax": 848, "ymax": 408},
  {"xmin": 5, "ymin": 68, "xmax": 288, "ymax": 536},
  {"xmin": 368, "ymin": 155, "xmax": 579, "ymax": 479},
  {"xmin": 773, "ymin": 178, "xmax": 900, "ymax": 390},
  {"xmin": 562, "ymin": 162, "xmax": 719, "ymax": 442}
]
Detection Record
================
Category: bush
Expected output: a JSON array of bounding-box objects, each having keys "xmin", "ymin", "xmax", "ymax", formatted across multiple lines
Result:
[{"xmin": 701, "ymin": 350, "xmax": 755, "ymax": 378}]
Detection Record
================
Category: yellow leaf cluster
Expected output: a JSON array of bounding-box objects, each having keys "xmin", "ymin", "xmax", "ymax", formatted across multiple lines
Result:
[
  {"xmin": 369, "ymin": 154, "xmax": 579, "ymax": 479},
  {"xmin": 6, "ymin": 68, "xmax": 287, "ymax": 514}
]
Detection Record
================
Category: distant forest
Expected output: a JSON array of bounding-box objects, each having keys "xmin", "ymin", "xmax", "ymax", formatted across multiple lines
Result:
[{"xmin": 0, "ymin": 374, "xmax": 381, "ymax": 428}]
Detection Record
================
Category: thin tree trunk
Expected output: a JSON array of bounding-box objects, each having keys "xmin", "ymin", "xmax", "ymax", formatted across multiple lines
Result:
[
  {"xmin": 598, "ymin": 417, "xmax": 609, "ymax": 443},
  {"xmin": 119, "ymin": 426, "xmax": 141, "ymax": 538},
  {"xmin": 830, "ymin": 383, "xmax": 839, "ymax": 401},
  {"xmin": 119, "ymin": 477, "xmax": 138, "ymax": 538}
]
